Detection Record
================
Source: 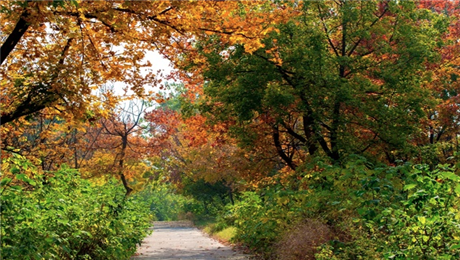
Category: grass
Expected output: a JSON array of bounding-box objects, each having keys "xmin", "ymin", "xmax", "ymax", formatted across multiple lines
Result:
[
  {"xmin": 214, "ymin": 226, "xmax": 237, "ymax": 241},
  {"xmin": 193, "ymin": 216, "xmax": 216, "ymax": 229},
  {"xmin": 193, "ymin": 216, "xmax": 236, "ymax": 243}
]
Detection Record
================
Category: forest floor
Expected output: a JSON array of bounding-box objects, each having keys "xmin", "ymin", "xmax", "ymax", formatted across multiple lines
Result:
[{"xmin": 131, "ymin": 221, "xmax": 251, "ymax": 260}]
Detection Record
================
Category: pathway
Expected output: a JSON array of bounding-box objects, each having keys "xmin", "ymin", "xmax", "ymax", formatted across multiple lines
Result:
[{"xmin": 131, "ymin": 221, "xmax": 251, "ymax": 260}]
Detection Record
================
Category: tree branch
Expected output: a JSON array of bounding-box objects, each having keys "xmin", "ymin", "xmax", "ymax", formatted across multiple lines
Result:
[
  {"xmin": 1, "ymin": 7, "xmax": 32, "ymax": 65},
  {"xmin": 272, "ymin": 125, "xmax": 297, "ymax": 171}
]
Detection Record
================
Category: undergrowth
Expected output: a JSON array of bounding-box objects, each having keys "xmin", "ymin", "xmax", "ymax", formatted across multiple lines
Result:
[{"xmin": 1, "ymin": 157, "xmax": 153, "ymax": 260}]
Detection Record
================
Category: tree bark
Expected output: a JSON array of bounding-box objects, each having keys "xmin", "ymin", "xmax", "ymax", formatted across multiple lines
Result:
[
  {"xmin": 119, "ymin": 134, "xmax": 133, "ymax": 197},
  {"xmin": 273, "ymin": 125, "xmax": 297, "ymax": 170},
  {"xmin": 1, "ymin": 9, "xmax": 31, "ymax": 65}
]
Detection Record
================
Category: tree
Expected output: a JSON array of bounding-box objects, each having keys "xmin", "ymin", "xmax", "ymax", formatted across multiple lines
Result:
[
  {"xmin": 0, "ymin": 0, "xmax": 290, "ymax": 125},
  {"xmin": 79, "ymin": 100, "xmax": 152, "ymax": 196},
  {"xmin": 0, "ymin": 111, "xmax": 85, "ymax": 171},
  {"xmin": 411, "ymin": 0, "xmax": 460, "ymax": 165},
  {"xmin": 180, "ymin": 0, "xmax": 453, "ymax": 167},
  {"xmin": 0, "ymin": 1, "xmax": 294, "ymax": 188}
]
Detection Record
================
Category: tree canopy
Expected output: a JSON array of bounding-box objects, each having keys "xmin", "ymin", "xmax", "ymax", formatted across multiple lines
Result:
[
  {"xmin": 1, "ymin": 1, "xmax": 460, "ymax": 259},
  {"xmin": 0, "ymin": 0, "xmax": 289, "ymax": 124},
  {"xmin": 177, "ymin": 0, "xmax": 460, "ymax": 168}
]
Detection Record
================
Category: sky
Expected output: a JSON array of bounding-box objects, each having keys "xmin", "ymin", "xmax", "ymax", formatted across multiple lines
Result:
[{"xmin": 113, "ymin": 50, "xmax": 175, "ymax": 98}]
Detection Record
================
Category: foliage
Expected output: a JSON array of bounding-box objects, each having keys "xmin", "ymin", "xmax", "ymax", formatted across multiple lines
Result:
[
  {"xmin": 224, "ymin": 158, "xmax": 460, "ymax": 259},
  {"xmin": 2, "ymin": 1, "xmax": 460, "ymax": 259},
  {"xmin": 227, "ymin": 190, "xmax": 305, "ymax": 256},
  {"xmin": 181, "ymin": 178, "xmax": 233, "ymax": 215},
  {"xmin": 0, "ymin": 0, "xmax": 290, "ymax": 124},
  {"xmin": 298, "ymin": 159, "xmax": 460, "ymax": 259},
  {"xmin": 156, "ymin": 2, "xmax": 460, "ymax": 257},
  {"xmin": 181, "ymin": 0, "xmax": 456, "ymax": 168},
  {"xmin": 0, "ymin": 0, "xmax": 291, "ymax": 195},
  {"xmin": 139, "ymin": 181, "xmax": 199, "ymax": 221},
  {"xmin": 213, "ymin": 226, "xmax": 237, "ymax": 242},
  {"xmin": 1, "ymin": 156, "xmax": 153, "ymax": 260},
  {"xmin": 376, "ymin": 164, "xmax": 460, "ymax": 259}
]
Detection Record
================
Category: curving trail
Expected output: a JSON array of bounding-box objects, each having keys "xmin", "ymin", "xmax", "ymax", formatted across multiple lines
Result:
[{"xmin": 131, "ymin": 221, "xmax": 250, "ymax": 260}]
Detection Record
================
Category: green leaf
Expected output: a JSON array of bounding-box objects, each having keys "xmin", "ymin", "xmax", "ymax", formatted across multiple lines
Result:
[
  {"xmin": 450, "ymin": 244, "xmax": 460, "ymax": 250},
  {"xmin": 455, "ymin": 183, "xmax": 460, "ymax": 196},
  {"xmin": 10, "ymin": 185, "xmax": 22, "ymax": 191},
  {"xmin": 15, "ymin": 174, "xmax": 36, "ymax": 186},
  {"xmin": 11, "ymin": 167, "xmax": 20, "ymax": 174},
  {"xmin": 62, "ymin": 245, "xmax": 71, "ymax": 253},
  {"xmin": 404, "ymin": 183, "xmax": 417, "ymax": 191},
  {"xmin": 440, "ymin": 171, "xmax": 460, "ymax": 181},
  {"xmin": 418, "ymin": 216, "xmax": 426, "ymax": 225},
  {"xmin": 80, "ymin": 231, "xmax": 93, "ymax": 238},
  {"xmin": 15, "ymin": 174, "xmax": 27, "ymax": 182},
  {"xmin": 1, "ymin": 177, "xmax": 12, "ymax": 186}
]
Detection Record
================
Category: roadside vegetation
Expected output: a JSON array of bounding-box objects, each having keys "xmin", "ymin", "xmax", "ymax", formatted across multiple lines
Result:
[
  {"xmin": 2, "ymin": 1, "xmax": 460, "ymax": 259},
  {"xmin": 1, "ymin": 156, "xmax": 153, "ymax": 260}
]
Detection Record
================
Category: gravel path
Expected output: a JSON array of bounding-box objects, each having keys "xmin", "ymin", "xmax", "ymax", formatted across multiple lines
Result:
[{"xmin": 131, "ymin": 221, "xmax": 251, "ymax": 260}]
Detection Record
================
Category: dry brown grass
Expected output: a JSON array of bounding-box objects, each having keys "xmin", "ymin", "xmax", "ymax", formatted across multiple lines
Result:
[{"xmin": 274, "ymin": 219, "xmax": 333, "ymax": 260}]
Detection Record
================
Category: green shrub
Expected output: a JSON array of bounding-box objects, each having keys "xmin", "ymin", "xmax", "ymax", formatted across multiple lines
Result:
[
  {"xmin": 139, "ymin": 182, "xmax": 200, "ymax": 221},
  {"xmin": 229, "ymin": 189, "xmax": 309, "ymax": 256},
  {"xmin": 1, "ymin": 160, "xmax": 153, "ymax": 260},
  {"xmin": 309, "ymin": 161, "xmax": 460, "ymax": 259},
  {"xmin": 226, "ymin": 157, "xmax": 460, "ymax": 259},
  {"xmin": 376, "ymin": 164, "xmax": 460, "ymax": 259},
  {"xmin": 230, "ymin": 191, "xmax": 274, "ymax": 253}
]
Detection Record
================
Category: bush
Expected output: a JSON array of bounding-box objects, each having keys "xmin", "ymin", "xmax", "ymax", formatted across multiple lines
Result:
[
  {"xmin": 229, "ymin": 189, "xmax": 309, "ymax": 257},
  {"xmin": 1, "ymin": 160, "xmax": 153, "ymax": 260},
  {"xmin": 308, "ymin": 161, "xmax": 460, "ymax": 259},
  {"xmin": 227, "ymin": 157, "xmax": 460, "ymax": 259},
  {"xmin": 139, "ymin": 182, "xmax": 200, "ymax": 221},
  {"xmin": 376, "ymin": 164, "xmax": 460, "ymax": 259}
]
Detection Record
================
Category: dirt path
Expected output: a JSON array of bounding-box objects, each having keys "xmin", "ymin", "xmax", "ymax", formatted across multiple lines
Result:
[{"xmin": 131, "ymin": 221, "xmax": 251, "ymax": 260}]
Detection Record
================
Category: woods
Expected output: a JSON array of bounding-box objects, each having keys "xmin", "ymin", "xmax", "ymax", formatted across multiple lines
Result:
[{"xmin": 1, "ymin": 0, "xmax": 460, "ymax": 259}]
